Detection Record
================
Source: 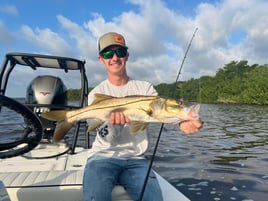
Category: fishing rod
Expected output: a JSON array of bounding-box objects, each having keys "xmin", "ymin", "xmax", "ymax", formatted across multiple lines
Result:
[{"xmin": 138, "ymin": 27, "xmax": 198, "ymax": 201}]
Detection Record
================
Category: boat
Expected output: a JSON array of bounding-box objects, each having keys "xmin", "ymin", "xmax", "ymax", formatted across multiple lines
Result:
[{"xmin": 0, "ymin": 52, "xmax": 190, "ymax": 201}]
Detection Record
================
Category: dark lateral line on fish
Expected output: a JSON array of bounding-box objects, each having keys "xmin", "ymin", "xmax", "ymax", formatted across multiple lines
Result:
[{"xmin": 68, "ymin": 98, "xmax": 157, "ymax": 118}]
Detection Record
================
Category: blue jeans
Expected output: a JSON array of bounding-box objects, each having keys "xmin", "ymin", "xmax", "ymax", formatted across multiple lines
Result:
[{"xmin": 83, "ymin": 155, "xmax": 163, "ymax": 201}]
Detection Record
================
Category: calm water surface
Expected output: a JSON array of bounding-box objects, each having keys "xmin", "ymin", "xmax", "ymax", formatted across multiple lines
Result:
[
  {"xmin": 0, "ymin": 102, "xmax": 267, "ymax": 201},
  {"xmin": 147, "ymin": 104, "xmax": 268, "ymax": 201}
]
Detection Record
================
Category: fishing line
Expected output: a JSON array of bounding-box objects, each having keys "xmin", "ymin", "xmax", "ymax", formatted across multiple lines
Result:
[{"xmin": 138, "ymin": 27, "xmax": 198, "ymax": 201}]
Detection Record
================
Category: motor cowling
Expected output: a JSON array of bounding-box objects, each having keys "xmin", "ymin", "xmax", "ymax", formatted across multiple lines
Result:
[
  {"xmin": 26, "ymin": 75, "xmax": 67, "ymax": 106},
  {"xmin": 25, "ymin": 75, "xmax": 67, "ymax": 141}
]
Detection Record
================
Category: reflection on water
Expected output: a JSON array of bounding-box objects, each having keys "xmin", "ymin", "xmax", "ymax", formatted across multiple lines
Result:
[
  {"xmin": 0, "ymin": 104, "xmax": 27, "ymax": 143},
  {"xmin": 146, "ymin": 104, "xmax": 268, "ymax": 201},
  {"xmin": 1, "ymin": 103, "xmax": 268, "ymax": 200}
]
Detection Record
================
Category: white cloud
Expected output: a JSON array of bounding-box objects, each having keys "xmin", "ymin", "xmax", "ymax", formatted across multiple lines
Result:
[
  {"xmin": 1, "ymin": 0, "xmax": 268, "ymax": 97},
  {"xmin": 0, "ymin": 4, "xmax": 18, "ymax": 16},
  {"xmin": 18, "ymin": 25, "xmax": 74, "ymax": 56}
]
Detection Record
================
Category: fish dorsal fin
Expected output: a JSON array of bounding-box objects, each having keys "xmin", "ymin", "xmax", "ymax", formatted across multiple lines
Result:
[{"xmin": 91, "ymin": 93, "xmax": 114, "ymax": 104}]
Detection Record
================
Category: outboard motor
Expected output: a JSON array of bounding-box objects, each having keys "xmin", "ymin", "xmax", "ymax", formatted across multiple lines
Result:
[{"xmin": 25, "ymin": 75, "xmax": 67, "ymax": 140}]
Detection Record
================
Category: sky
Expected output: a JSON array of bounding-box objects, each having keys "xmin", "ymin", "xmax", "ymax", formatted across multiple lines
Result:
[{"xmin": 0, "ymin": 0, "xmax": 267, "ymax": 97}]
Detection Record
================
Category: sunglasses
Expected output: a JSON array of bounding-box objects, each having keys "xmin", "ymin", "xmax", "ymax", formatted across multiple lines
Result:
[{"xmin": 100, "ymin": 47, "xmax": 127, "ymax": 59}]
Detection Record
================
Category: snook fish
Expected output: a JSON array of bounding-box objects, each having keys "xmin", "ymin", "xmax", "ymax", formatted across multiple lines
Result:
[{"xmin": 42, "ymin": 94, "xmax": 200, "ymax": 142}]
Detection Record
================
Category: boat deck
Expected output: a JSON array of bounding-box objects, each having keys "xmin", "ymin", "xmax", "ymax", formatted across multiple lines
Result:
[{"xmin": 0, "ymin": 143, "xmax": 190, "ymax": 201}]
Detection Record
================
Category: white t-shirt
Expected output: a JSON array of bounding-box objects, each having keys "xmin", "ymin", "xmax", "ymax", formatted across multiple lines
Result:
[{"xmin": 87, "ymin": 79, "xmax": 158, "ymax": 159}]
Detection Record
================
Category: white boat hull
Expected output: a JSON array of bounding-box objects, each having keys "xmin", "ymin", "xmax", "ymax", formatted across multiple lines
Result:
[{"xmin": 0, "ymin": 143, "xmax": 190, "ymax": 201}]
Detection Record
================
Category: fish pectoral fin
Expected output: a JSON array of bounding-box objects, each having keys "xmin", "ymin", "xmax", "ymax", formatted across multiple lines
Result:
[
  {"xmin": 87, "ymin": 119, "xmax": 104, "ymax": 132},
  {"xmin": 52, "ymin": 120, "xmax": 74, "ymax": 143},
  {"xmin": 184, "ymin": 104, "xmax": 201, "ymax": 121},
  {"xmin": 129, "ymin": 121, "xmax": 149, "ymax": 134}
]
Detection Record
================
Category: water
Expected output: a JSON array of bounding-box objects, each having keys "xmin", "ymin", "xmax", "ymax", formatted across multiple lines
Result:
[
  {"xmin": 0, "ymin": 102, "xmax": 268, "ymax": 201},
  {"xmin": 146, "ymin": 104, "xmax": 268, "ymax": 201}
]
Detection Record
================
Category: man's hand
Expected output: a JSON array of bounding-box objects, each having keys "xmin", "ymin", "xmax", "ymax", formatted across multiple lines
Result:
[
  {"xmin": 179, "ymin": 120, "xmax": 203, "ymax": 134},
  {"xmin": 109, "ymin": 112, "xmax": 130, "ymax": 125}
]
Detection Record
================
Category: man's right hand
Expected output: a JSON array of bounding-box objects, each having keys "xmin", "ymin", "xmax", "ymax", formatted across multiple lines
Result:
[{"xmin": 109, "ymin": 112, "xmax": 130, "ymax": 125}]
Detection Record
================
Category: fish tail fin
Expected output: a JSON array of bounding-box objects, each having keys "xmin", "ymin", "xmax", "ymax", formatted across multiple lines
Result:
[
  {"xmin": 41, "ymin": 110, "xmax": 73, "ymax": 143},
  {"xmin": 52, "ymin": 120, "xmax": 74, "ymax": 143}
]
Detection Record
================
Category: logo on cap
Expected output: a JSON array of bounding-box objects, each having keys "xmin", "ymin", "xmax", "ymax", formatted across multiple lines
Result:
[{"xmin": 114, "ymin": 35, "xmax": 125, "ymax": 45}]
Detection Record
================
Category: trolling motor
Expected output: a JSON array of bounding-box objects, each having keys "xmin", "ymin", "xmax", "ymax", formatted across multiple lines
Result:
[{"xmin": 25, "ymin": 75, "xmax": 67, "ymax": 141}]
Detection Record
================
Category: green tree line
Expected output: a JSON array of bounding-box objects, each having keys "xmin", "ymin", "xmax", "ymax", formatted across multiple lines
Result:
[{"xmin": 67, "ymin": 60, "xmax": 268, "ymax": 105}]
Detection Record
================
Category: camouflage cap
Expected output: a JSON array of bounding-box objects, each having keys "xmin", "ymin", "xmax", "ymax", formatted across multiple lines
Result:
[{"xmin": 98, "ymin": 32, "xmax": 128, "ymax": 53}]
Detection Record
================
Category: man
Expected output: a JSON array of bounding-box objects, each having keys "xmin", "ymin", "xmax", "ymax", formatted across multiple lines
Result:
[{"xmin": 83, "ymin": 32, "xmax": 203, "ymax": 201}]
